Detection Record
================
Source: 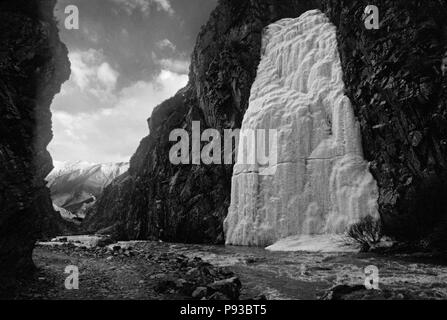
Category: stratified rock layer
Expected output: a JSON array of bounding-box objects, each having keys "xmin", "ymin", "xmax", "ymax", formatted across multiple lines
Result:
[
  {"xmin": 0, "ymin": 0, "xmax": 70, "ymax": 294},
  {"xmin": 224, "ymin": 10, "xmax": 378, "ymax": 247}
]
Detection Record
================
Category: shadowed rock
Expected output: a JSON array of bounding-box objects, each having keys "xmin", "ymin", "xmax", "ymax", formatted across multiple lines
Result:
[{"xmin": 0, "ymin": 0, "xmax": 70, "ymax": 296}]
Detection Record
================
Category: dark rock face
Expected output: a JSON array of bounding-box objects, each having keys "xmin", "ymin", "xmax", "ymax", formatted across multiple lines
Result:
[
  {"xmin": 0, "ymin": 0, "xmax": 70, "ymax": 294},
  {"xmin": 322, "ymin": 0, "xmax": 447, "ymax": 242},
  {"xmin": 89, "ymin": 0, "xmax": 447, "ymax": 245},
  {"xmin": 87, "ymin": 0, "xmax": 320, "ymax": 243}
]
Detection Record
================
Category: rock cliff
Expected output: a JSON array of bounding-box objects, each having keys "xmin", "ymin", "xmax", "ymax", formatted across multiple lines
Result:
[
  {"xmin": 87, "ymin": 0, "xmax": 320, "ymax": 243},
  {"xmin": 88, "ymin": 0, "xmax": 447, "ymax": 247},
  {"xmin": 323, "ymin": 0, "xmax": 447, "ymax": 243},
  {"xmin": 0, "ymin": 0, "xmax": 70, "ymax": 294}
]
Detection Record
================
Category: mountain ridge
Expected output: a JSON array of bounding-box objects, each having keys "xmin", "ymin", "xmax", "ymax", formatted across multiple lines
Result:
[{"xmin": 47, "ymin": 161, "xmax": 129, "ymax": 221}]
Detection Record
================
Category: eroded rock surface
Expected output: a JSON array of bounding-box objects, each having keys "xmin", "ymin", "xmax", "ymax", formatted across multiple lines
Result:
[
  {"xmin": 0, "ymin": 0, "xmax": 70, "ymax": 295},
  {"xmin": 323, "ymin": 0, "xmax": 447, "ymax": 243}
]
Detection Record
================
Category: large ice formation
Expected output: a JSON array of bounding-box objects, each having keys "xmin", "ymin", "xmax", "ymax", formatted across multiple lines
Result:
[{"xmin": 224, "ymin": 10, "xmax": 379, "ymax": 249}]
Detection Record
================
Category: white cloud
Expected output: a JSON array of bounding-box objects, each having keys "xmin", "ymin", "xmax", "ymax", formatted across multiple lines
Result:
[
  {"xmin": 69, "ymin": 50, "xmax": 95, "ymax": 90},
  {"xmin": 110, "ymin": 0, "xmax": 174, "ymax": 16},
  {"xmin": 153, "ymin": 0, "xmax": 173, "ymax": 14},
  {"xmin": 69, "ymin": 49, "xmax": 118, "ymax": 94},
  {"xmin": 159, "ymin": 58, "xmax": 190, "ymax": 74},
  {"xmin": 81, "ymin": 25, "xmax": 100, "ymax": 43},
  {"xmin": 152, "ymin": 49, "xmax": 190, "ymax": 74},
  {"xmin": 156, "ymin": 38, "xmax": 176, "ymax": 51},
  {"xmin": 57, "ymin": 49, "xmax": 120, "ymax": 115},
  {"xmin": 49, "ymin": 69, "xmax": 188, "ymax": 163},
  {"xmin": 97, "ymin": 62, "xmax": 119, "ymax": 90}
]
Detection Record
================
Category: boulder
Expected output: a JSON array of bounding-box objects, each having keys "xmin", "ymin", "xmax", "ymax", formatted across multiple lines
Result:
[{"xmin": 207, "ymin": 277, "xmax": 242, "ymax": 300}]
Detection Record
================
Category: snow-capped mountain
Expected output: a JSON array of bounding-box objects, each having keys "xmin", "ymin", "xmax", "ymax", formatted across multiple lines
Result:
[{"xmin": 47, "ymin": 161, "xmax": 129, "ymax": 220}]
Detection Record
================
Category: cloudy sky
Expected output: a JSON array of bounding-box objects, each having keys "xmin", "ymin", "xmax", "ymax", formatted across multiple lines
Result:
[{"xmin": 49, "ymin": 0, "xmax": 217, "ymax": 163}]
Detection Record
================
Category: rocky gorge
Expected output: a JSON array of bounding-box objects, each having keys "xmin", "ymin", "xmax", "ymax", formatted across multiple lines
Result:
[
  {"xmin": 13, "ymin": 236, "xmax": 447, "ymax": 300},
  {"xmin": 1, "ymin": 0, "xmax": 447, "ymax": 299},
  {"xmin": 88, "ymin": 0, "xmax": 447, "ymax": 250}
]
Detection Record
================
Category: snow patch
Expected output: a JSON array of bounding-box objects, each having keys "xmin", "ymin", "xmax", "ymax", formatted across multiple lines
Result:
[
  {"xmin": 53, "ymin": 203, "xmax": 76, "ymax": 220},
  {"xmin": 47, "ymin": 161, "xmax": 129, "ymax": 186},
  {"xmin": 266, "ymin": 235, "xmax": 357, "ymax": 253}
]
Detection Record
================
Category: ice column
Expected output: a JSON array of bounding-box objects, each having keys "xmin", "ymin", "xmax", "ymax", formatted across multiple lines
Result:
[{"xmin": 224, "ymin": 10, "xmax": 379, "ymax": 247}]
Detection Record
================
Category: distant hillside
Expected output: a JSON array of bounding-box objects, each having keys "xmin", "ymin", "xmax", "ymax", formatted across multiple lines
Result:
[{"xmin": 47, "ymin": 161, "xmax": 129, "ymax": 221}]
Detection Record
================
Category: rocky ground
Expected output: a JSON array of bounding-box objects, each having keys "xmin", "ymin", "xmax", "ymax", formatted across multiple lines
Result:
[
  {"xmin": 10, "ymin": 237, "xmax": 447, "ymax": 300},
  {"xmin": 12, "ymin": 240, "xmax": 244, "ymax": 300}
]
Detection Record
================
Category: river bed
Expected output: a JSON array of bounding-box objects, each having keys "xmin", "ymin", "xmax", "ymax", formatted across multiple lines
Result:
[{"xmin": 31, "ymin": 237, "xmax": 447, "ymax": 300}]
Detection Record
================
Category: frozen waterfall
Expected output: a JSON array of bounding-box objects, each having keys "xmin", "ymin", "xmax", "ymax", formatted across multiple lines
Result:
[{"xmin": 224, "ymin": 10, "xmax": 379, "ymax": 250}]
